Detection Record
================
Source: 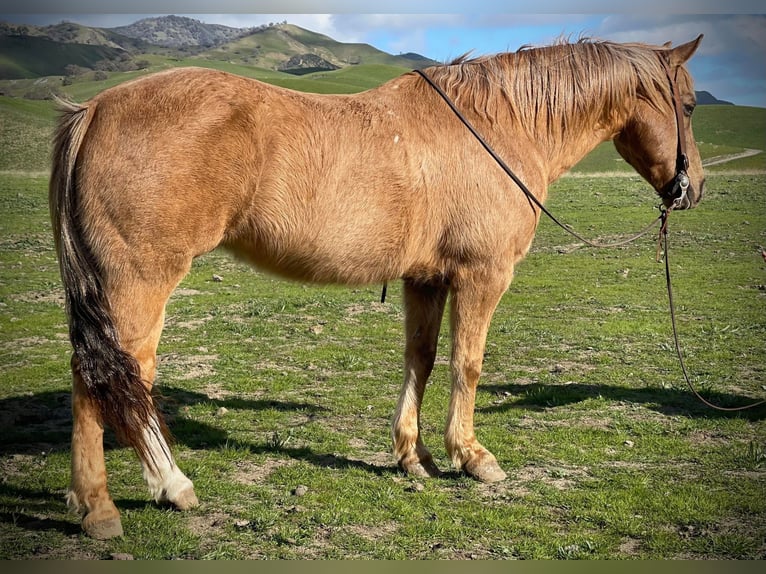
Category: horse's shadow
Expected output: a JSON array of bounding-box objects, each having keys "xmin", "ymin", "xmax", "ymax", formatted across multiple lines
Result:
[
  {"xmin": 0, "ymin": 385, "xmax": 398, "ymax": 539},
  {"xmin": 1, "ymin": 378, "xmax": 762, "ymax": 459},
  {"xmin": 478, "ymin": 380, "xmax": 765, "ymax": 420},
  {"xmin": 0, "ymin": 378, "xmax": 762, "ymax": 538}
]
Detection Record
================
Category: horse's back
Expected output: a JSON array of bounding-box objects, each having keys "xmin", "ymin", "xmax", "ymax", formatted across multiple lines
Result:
[{"xmin": 76, "ymin": 68, "xmax": 278, "ymax": 269}]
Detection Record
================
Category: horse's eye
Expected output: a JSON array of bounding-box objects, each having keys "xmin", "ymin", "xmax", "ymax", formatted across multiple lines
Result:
[{"xmin": 683, "ymin": 103, "xmax": 695, "ymax": 117}]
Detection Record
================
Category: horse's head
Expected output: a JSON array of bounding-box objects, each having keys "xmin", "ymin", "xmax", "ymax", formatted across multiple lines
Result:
[{"xmin": 613, "ymin": 35, "xmax": 705, "ymax": 210}]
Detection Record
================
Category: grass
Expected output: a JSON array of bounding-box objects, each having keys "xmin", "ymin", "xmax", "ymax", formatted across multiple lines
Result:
[
  {"xmin": 0, "ymin": 96, "xmax": 56, "ymax": 172},
  {"xmin": 0, "ymin": 167, "xmax": 764, "ymax": 559}
]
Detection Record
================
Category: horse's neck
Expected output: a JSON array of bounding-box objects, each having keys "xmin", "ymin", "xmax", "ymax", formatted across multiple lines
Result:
[
  {"xmin": 530, "ymin": 94, "xmax": 628, "ymax": 185},
  {"xmin": 494, "ymin": 67, "xmax": 630, "ymax": 185},
  {"xmin": 543, "ymin": 122, "xmax": 619, "ymax": 184}
]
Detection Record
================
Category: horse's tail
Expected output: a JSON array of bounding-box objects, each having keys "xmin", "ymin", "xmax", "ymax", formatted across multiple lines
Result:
[{"xmin": 50, "ymin": 98, "xmax": 167, "ymax": 469}]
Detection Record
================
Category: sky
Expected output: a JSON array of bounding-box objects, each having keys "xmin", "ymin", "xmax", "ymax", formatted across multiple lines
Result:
[{"xmin": 2, "ymin": 1, "xmax": 765, "ymax": 107}]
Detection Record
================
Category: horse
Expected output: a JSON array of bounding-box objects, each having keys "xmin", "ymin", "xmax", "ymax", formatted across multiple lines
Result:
[{"xmin": 50, "ymin": 35, "xmax": 705, "ymax": 539}]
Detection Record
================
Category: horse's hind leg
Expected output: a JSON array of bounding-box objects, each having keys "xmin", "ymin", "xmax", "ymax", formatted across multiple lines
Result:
[
  {"xmin": 392, "ymin": 278, "xmax": 448, "ymax": 477},
  {"xmin": 67, "ymin": 361, "xmax": 124, "ymax": 539},
  {"xmin": 68, "ymin": 274, "xmax": 197, "ymax": 538},
  {"xmin": 445, "ymin": 266, "xmax": 512, "ymax": 483},
  {"xmin": 107, "ymin": 278, "xmax": 199, "ymax": 510}
]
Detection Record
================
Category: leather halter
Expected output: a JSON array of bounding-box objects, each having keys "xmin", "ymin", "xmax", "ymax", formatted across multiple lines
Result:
[{"xmin": 658, "ymin": 55, "xmax": 691, "ymax": 209}]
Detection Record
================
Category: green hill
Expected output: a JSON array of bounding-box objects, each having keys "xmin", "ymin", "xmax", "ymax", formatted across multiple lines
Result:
[
  {"xmin": 0, "ymin": 35, "xmax": 124, "ymax": 79},
  {"xmin": 201, "ymin": 24, "xmax": 436, "ymax": 72},
  {"xmin": 0, "ymin": 96, "xmax": 56, "ymax": 171},
  {"xmin": 571, "ymin": 105, "xmax": 765, "ymax": 174}
]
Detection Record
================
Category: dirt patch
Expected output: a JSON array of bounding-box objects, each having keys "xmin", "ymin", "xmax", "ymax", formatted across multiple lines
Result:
[
  {"xmin": 231, "ymin": 457, "xmax": 296, "ymax": 485},
  {"xmin": 343, "ymin": 302, "xmax": 402, "ymax": 323},
  {"xmin": 344, "ymin": 450, "xmax": 394, "ymax": 471},
  {"xmin": 342, "ymin": 520, "xmax": 399, "ymax": 542},
  {"xmin": 159, "ymin": 352, "xmax": 218, "ymax": 380},
  {"xmin": 199, "ymin": 382, "xmax": 231, "ymax": 401},
  {"xmin": 171, "ymin": 288, "xmax": 205, "ymax": 298},
  {"xmin": 0, "ymin": 335, "xmax": 58, "ymax": 353},
  {"xmin": 513, "ymin": 463, "xmax": 590, "ymax": 490},
  {"xmin": 166, "ymin": 314, "xmax": 215, "ymax": 331},
  {"xmin": 347, "ymin": 437, "xmax": 368, "ymax": 450},
  {"xmin": 10, "ymin": 289, "xmax": 64, "ymax": 306},
  {"xmin": 516, "ymin": 415, "xmax": 613, "ymax": 432},
  {"xmin": 618, "ymin": 537, "xmax": 642, "ymax": 556},
  {"xmin": 685, "ymin": 428, "xmax": 731, "ymax": 447}
]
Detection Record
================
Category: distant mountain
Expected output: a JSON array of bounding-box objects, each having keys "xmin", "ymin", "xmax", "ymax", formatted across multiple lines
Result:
[
  {"xmin": 696, "ymin": 90, "xmax": 734, "ymax": 106},
  {"xmin": 111, "ymin": 15, "xmax": 252, "ymax": 49},
  {"xmin": 0, "ymin": 19, "xmax": 147, "ymax": 51},
  {"xmin": 0, "ymin": 16, "xmax": 437, "ymax": 79}
]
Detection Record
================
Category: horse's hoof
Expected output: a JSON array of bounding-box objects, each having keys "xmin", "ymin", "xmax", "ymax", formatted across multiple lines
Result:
[
  {"xmin": 171, "ymin": 486, "xmax": 199, "ymax": 511},
  {"xmin": 463, "ymin": 455, "xmax": 507, "ymax": 483},
  {"xmin": 83, "ymin": 515, "xmax": 123, "ymax": 539},
  {"xmin": 399, "ymin": 457, "xmax": 443, "ymax": 478}
]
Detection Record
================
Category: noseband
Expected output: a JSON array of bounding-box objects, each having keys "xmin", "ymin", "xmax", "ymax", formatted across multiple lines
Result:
[{"xmin": 659, "ymin": 55, "xmax": 691, "ymax": 209}]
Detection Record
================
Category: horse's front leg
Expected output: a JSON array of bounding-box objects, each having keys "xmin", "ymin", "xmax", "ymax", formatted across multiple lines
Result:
[
  {"xmin": 445, "ymin": 266, "xmax": 512, "ymax": 482},
  {"xmin": 392, "ymin": 278, "xmax": 448, "ymax": 477}
]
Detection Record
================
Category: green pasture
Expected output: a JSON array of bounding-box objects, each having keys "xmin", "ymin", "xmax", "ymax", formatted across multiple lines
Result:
[{"xmin": 0, "ymin": 64, "xmax": 764, "ymax": 559}]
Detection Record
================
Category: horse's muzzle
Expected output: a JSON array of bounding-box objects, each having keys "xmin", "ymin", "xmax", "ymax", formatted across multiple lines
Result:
[{"xmin": 661, "ymin": 176, "xmax": 703, "ymax": 210}]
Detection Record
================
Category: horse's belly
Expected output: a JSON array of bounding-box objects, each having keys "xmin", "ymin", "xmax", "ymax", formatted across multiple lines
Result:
[{"xmin": 226, "ymin": 229, "xmax": 405, "ymax": 286}]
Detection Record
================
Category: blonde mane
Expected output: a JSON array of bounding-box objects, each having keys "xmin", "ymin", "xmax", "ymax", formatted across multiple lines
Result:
[{"xmin": 424, "ymin": 39, "xmax": 674, "ymax": 146}]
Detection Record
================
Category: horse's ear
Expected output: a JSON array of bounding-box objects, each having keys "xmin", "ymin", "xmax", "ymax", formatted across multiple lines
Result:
[{"xmin": 668, "ymin": 34, "xmax": 703, "ymax": 66}]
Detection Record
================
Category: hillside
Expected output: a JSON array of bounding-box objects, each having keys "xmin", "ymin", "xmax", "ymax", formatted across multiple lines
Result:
[
  {"xmin": 111, "ymin": 15, "xmax": 253, "ymax": 48},
  {"xmin": 0, "ymin": 34, "xmax": 126, "ymax": 79},
  {"xmin": 696, "ymin": 90, "xmax": 733, "ymax": 106},
  {"xmin": 202, "ymin": 23, "xmax": 437, "ymax": 72},
  {"xmin": 0, "ymin": 17, "xmax": 437, "ymax": 80}
]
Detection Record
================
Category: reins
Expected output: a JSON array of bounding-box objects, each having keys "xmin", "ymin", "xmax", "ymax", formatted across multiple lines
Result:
[{"xmin": 412, "ymin": 62, "xmax": 764, "ymax": 412}]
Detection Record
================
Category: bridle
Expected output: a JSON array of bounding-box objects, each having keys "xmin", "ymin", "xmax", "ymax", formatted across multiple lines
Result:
[
  {"xmin": 408, "ymin": 58, "xmax": 764, "ymax": 412},
  {"xmin": 658, "ymin": 55, "xmax": 691, "ymax": 211}
]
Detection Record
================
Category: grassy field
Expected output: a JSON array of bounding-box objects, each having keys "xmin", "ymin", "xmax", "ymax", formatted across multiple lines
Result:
[
  {"xmin": 0, "ymin": 66, "xmax": 764, "ymax": 559},
  {"xmin": 0, "ymin": 167, "xmax": 764, "ymax": 558}
]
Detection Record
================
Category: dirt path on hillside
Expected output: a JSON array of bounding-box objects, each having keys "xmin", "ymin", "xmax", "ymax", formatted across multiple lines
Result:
[
  {"xmin": 701, "ymin": 148, "xmax": 762, "ymax": 167},
  {"xmin": 563, "ymin": 147, "xmax": 764, "ymax": 178}
]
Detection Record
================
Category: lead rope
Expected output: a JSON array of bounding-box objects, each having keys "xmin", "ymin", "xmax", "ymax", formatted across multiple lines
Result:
[{"xmin": 659, "ymin": 210, "xmax": 765, "ymax": 411}]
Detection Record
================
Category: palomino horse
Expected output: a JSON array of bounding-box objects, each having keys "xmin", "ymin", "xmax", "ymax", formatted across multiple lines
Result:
[{"xmin": 50, "ymin": 36, "xmax": 705, "ymax": 538}]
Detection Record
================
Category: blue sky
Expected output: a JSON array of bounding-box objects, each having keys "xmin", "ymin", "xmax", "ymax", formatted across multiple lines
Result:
[{"xmin": 3, "ymin": 4, "xmax": 765, "ymax": 106}]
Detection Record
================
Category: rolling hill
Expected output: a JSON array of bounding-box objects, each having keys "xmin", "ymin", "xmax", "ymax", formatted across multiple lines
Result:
[
  {"xmin": 0, "ymin": 34, "xmax": 126, "ymax": 79},
  {"xmin": 0, "ymin": 16, "xmax": 438, "ymax": 80},
  {"xmin": 111, "ymin": 14, "xmax": 252, "ymax": 48}
]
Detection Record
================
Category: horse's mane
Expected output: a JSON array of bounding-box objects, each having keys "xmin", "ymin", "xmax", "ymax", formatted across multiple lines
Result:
[{"xmin": 424, "ymin": 38, "xmax": 673, "ymax": 145}]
